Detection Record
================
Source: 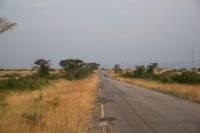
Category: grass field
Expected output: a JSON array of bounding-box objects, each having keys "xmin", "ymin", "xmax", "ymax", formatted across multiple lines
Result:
[
  {"xmin": 0, "ymin": 72, "xmax": 98, "ymax": 133},
  {"xmin": 0, "ymin": 70, "xmax": 60, "ymax": 79},
  {"xmin": 108, "ymin": 71, "xmax": 200, "ymax": 102}
]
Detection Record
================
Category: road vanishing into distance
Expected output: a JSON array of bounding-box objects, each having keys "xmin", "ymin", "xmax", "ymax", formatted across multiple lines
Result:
[{"xmin": 99, "ymin": 73, "xmax": 200, "ymax": 133}]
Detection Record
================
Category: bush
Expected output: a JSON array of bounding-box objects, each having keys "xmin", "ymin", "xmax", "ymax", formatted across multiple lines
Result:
[
  {"xmin": 141, "ymin": 73, "xmax": 155, "ymax": 80},
  {"xmin": 121, "ymin": 67, "xmax": 200, "ymax": 85},
  {"xmin": 133, "ymin": 66, "xmax": 146, "ymax": 78},
  {"xmin": 160, "ymin": 76, "xmax": 174, "ymax": 83},
  {"xmin": 121, "ymin": 71, "xmax": 134, "ymax": 78},
  {"xmin": 0, "ymin": 77, "xmax": 50, "ymax": 91},
  {"xmin": 172, "ymin": 72, "xmax": 200, "ymax": 85}
]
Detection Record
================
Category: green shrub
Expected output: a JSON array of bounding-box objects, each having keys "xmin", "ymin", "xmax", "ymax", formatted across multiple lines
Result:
[
  {"xmin": 0, "ymin": 77, "xmax": 50, "ymax": 91},
  {"xmin": 172, "ymin": 72, "xmax": 200, "ymax": 85},
  {"xmin": 160, "ymin": 76, "xmax": 174, "ymax": 83},
  {"xmin": 121, "ymin": 68, "xmax": 200, "ymax": 85},
  {"xmin": 141, "ymin": 73, "xmax": 154, "ymax": 79},
  {"xmin": 133, "ymin": 65, "xmax": 146, "ymax": 78},
  {"xmin": 121, "ymin": 71, "xmax": 134, "ymax": 78}
]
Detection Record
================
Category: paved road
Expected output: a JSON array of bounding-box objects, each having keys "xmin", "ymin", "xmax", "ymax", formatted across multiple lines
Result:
[{"xmin": 101, "ymin": 75, "xmax": 200, "ymax": 133}]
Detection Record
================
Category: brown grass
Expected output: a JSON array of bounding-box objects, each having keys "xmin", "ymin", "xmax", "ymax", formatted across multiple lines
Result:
[
  {"xmin": 0, "ymin": 70, "xmax": 34, "ymax": 77},
  {"xmin": 108, "ymin": 71, "xmax": 200, "ymax": 102},
  {"xmin": 0, "ymin": 74, "xmax": 98, "ymax": 133}
]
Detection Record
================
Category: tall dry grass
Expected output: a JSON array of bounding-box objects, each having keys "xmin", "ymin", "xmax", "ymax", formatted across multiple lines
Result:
[
  {"xmin": 0, "ymin": 70, "xmax": 59, "ymax": 79},
  {"xmin": 108, "ymin": 71, "xmax": 200, "ymax": 102},
  {"xmin": 0, "ymin": 74, "xmax": 98, "ymax": 133},
  {"xmin": 0, "ymin": 70, "xmax": 33, "ymax": 77}
]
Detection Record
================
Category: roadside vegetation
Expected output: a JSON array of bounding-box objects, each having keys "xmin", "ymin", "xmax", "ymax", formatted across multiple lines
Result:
[
  {"xmin": 59, "ymin": 59, "xmax": 99, "ymax": 80},
  {"xmin": 0, "ymin": 58, "xmax": 99, "ymax": 133},
  {"xmin": 116, "ymin": 63, "xmax": 200, "ymax": 85},
  {"xmin": 109, "ymin": 64, "xmax": 200, "ymax": 102}
]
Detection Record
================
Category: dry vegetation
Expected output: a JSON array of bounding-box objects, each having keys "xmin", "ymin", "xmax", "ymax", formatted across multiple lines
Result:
[
  {"xmin": 108, "ymin": 71, "xmax": 200, "ymax": 102},
  {"xmin": 0, "ymin": 70, "xmax": 60, "ymax": 80},
  {"xmin": 0, "ymin": 73, "xmax": 98, "ymax": 133},
  {"xmin": 0, "ymin": 70, "xmax": 33, "ymax": 77}
]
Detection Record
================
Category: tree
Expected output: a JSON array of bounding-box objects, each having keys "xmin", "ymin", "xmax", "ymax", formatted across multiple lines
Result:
[
  {"xmin": 113, "ymin": 64, "xmax": 122, "ymax": 73},
  {"xmin": 33, "ymin": 59, "xmax": 51, "ymax": 77},
  {"xmin": 59, "ymin": 59, "xmax": 99, "ymax": 80},
  {"xmin": 59, "ymin": 59, "xmax": 85, "ymax": 80},
  {"xmin": 85, "ymin": 63, "xmax": 100, "ymax": 72},
  {"xmin": 147, "ymin": 63, "xmax": 158, "ymax": 74},
  {"xmin": 134, "ymin": 65, "xmax": 146, "ymax": 78},
  {"xmin": 0, "ymin": 17, "xmax": 16, "ymax": 34}
]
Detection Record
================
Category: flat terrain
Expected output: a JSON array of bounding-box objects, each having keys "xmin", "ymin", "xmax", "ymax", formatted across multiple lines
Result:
[
  {"xmin": 0, "ymin": 73, "xmax": 98, "ymax": 133},
  {"xmin": 101, "ymin": 75, "xmax": 200, "ymax": 133}
]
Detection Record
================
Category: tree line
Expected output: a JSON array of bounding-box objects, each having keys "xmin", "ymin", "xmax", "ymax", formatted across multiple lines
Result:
[
  {"xmin": 113, "ymin": 63, "xmax": 200, "ymax": 85},
  {"xmin": 34, "ymin": 59, "xmax": 100, "ymax": 80}
]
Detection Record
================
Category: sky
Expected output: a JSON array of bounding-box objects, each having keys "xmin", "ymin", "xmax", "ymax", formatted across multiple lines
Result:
[{"xmin": 0, "ymin": 0, "xmax": 200, "ymax": 69}]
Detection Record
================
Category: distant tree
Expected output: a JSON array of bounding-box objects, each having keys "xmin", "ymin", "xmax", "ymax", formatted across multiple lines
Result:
[
  {"xmin": 59, "ymin": 59, "xmax": 85, "ymax": 80},
  {"xmin": 134, "ymin": 65, "xmax": 146, "ymax": 78},
  {"xmin": 59, "ymin": 59, "xmax": 99, "ymax": 80},
  {"xmin": 113, "ymin": 64, "xmax": 122, "ymax": 73},
  {"xmin": 33, "ymin": 59, "xmax": 51, "ymax": 77},
  {"xmin": 85, "ymin": 63, "xmax": 100, "ymax": 72},
  {"xmin": 0, "ymin": 17, "xmax": 16, "ymax": 34},
  {"xmin": 147, "ymin": 63, "xmax": 158, "ymax": 74}
]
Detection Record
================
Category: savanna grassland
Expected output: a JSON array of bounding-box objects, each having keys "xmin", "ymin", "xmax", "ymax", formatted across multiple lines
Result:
[
  {"xmin": 0, "ymin": 70, "xmax": 98, "ymax": 133},
  {"xmin": 108, "ymin": 70, "xmax": 200, "ymax": 102}
]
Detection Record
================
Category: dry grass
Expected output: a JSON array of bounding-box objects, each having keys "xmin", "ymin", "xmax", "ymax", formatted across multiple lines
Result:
[
  {"xmin": 108, "ymin": 71, "xmax": 200, "ymax": 102},
  {"xmin": 0, "ymin": 70, "xmax": 59, "ymax": 77},
  {"xmin": 0, "ymin": 73, "xmax": 98, "ymax": 133},
  {"xmin": 0, "ymin": 70, "xmax": 34, "ymax": 81},
  {"xmin": 0, "ymin": 70, "xmax": 33, "ymax": 77}
]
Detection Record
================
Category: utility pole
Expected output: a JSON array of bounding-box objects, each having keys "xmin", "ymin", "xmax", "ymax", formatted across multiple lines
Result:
[{"xmin": 192, "ymin": 49, "xmax": 194, "ymax": 68}]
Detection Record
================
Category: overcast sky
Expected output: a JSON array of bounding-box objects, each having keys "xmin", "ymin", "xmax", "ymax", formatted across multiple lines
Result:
[{"xmin": 0, "ymin": 0, "xmax": 200, "ymax": 69}]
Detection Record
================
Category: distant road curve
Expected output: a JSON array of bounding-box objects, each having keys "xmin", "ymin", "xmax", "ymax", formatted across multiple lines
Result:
[{"xmin": 101, "ymin": 73, "xmax": 200, "ymax": 133}]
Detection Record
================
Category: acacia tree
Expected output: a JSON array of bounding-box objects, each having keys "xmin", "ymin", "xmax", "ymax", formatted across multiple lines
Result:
[
  {"xmin": 59, "ymin": 59, "xmax": 99, "ymax": 80},
  {"xmin": 59, "ymin": 59, "xmax": 86, "ymax": 80},
  {"xmin": 85, "ymin": 63, "xmax": 100, "ymax": 72},
  {"xmin": 33, "ymin": 59, "xmax": 51, "ymax": 77},
  {"xmin": 0, "ymin": 17, "xmax": 16, "ymax": 34}
]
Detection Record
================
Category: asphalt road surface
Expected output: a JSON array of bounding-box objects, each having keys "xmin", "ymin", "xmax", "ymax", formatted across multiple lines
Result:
[{"xmin": 101, "ymin": 75, "xmax": 200, "ymax": 133}]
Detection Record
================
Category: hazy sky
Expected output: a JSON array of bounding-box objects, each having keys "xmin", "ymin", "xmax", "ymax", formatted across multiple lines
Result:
[{"xmin": 0, "ymin": 0, "xmax": 200, "ymax": 69}]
